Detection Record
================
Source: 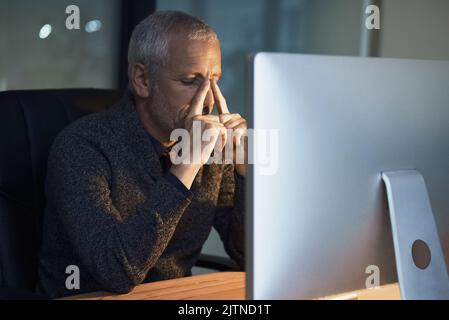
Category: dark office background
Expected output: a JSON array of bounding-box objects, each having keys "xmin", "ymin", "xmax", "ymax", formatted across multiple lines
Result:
[
  {"xmin": 1, "ymin": 0, "xmax": 449, "ymax": 272},
  {"xmin": 2, "ymin": 0, "xmax": 449, "ymax": 112}
]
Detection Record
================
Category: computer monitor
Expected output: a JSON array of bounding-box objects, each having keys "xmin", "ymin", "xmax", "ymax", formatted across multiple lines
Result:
[{"xmin": 246, "ymin": 53, "xmax": 449, "ymax": 299}]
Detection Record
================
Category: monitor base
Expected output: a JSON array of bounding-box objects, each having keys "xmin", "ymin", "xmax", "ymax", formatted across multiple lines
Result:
[{"xmin": 382, "ymin": 170, "xmax": 449, "ymax": 300}]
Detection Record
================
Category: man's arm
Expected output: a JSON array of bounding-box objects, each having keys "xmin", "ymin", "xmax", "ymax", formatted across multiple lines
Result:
[
  {"xmin": 213, "ymin": 164, "xmax": 245, "ymax": 270},
  {"xmin": 46, "ymin": 133, "xmax": 193, "ymax": 294}
]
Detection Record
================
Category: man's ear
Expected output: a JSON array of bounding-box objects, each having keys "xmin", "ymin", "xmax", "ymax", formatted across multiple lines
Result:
[{"xmin": 131, "ymin": 63, "xmax": 151, "ymax": 98}]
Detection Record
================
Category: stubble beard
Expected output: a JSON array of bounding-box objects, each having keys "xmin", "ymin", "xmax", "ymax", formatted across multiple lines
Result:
[{"xmin": 147, "ymin": 86, "xmax": 179, "ymax": 142}]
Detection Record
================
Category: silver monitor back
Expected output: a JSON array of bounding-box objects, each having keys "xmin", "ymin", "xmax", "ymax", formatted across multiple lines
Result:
[{"xmin": 246, "ymin": 53, "xmax": 449, "ymax": 299}]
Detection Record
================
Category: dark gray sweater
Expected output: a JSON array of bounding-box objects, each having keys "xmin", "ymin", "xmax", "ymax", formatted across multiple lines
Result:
[{"xmin": 36, "ymin": 94, "xmax": 245, "ymax": 298}]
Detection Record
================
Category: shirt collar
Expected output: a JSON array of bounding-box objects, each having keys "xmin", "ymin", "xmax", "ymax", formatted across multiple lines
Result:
[{"xmin": 146, "ymin": 130, "xmax": 167, "ymax": 157}]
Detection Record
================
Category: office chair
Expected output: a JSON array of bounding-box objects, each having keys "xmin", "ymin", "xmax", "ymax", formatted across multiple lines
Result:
[{"xmin": 0, "ymin": 89, "xmax": 238, "ymax": 299}]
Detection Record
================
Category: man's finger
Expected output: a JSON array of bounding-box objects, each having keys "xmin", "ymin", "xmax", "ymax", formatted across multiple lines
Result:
[
  {"xmin": 211, "ymin": 80, "xmax": 230, "ymax": 115},
  {"xmin": 197, "ymin": 114, "xmax": 221, "ymax": 123},
  {"xmin": 199, "ymin": 119, "xmax": 224, "ymax": 127},
  {"xmin": 233, "ymin": 127, "xmax": 247, "ymax": 147},
  {"xmin": 222, "ymin": 114, "xmax": 242, "ymax": 126},
  {"xmin": 188, "ymin": 79, "xmax": 211, "ymax": 117},
  {"xmin": 219, "ymin": 113, "xmax": 233, "ymax": 123},
  {"xmin": 224, "ymin": 117, "xmax": 246, "ymax": 129}
]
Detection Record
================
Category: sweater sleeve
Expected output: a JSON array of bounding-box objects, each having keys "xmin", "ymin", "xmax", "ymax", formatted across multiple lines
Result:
[
  {"xmin": 213, "ymin": 164, "xmax": 246, "ymax": 270},
  {"xmin": 45, "ymin": 133, "xmax": 193, "ymax": 294}
]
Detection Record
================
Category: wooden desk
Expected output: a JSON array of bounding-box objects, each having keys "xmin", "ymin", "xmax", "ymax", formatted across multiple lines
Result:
[
  {"xmin": 320, "ymin": 283, "xmax": 401, "ymax": 300},
  {"xmin": 64, "ymin": 272, "xmax": 246, "ymax": 300},
  {"xmin": 64, "ymin": 271, "xmax": 401, "ymax": 300}
]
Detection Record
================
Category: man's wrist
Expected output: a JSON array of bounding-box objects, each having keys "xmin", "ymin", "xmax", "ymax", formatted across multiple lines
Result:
[{"xmin": 234, "ymin": 164, "xmax": 246, "ymax": 178}]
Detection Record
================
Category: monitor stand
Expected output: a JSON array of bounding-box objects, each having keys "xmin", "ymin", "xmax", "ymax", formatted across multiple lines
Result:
[{"xmin": 382, "ymin": 170, "xmax": 449, "ymax": 300}]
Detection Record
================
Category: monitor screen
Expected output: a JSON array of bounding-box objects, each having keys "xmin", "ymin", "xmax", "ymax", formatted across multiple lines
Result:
[{"xmin": 247, "ymin": 53, "xmax": 449, "ymax": 299}]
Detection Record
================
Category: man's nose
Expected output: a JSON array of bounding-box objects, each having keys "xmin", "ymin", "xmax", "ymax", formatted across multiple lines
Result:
[{"xmin": 202, "ymin": 88, "xmax": 215, "ymax": 115}]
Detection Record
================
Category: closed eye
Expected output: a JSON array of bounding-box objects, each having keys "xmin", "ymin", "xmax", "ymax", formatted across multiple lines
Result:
[{"xmin": 180, "ymin": 78, "xmax": 199, "ymax": 86}]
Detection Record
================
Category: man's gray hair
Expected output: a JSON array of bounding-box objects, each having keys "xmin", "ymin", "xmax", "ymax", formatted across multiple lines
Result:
[{"xmin": 127, "ymin": 10, "xmax": 218, "ymax": 86}]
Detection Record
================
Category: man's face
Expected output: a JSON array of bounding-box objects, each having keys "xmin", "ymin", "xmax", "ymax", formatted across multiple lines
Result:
[{"xmin": 148, "ymin": 30, "xmax": 222, "ymax": 137}]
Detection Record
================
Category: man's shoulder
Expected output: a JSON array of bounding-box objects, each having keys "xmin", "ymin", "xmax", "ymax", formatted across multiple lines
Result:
[
  {"xmin": 54, "ymin": 110, "xmax": 112, "ymax": 148},
  {"xmin": 48, "ymin": 94, "xmax": 134, "ymax": 163},
  {"xmin": 53, "ymin": 93, "xmax": 132, "ymax": 148},
  {"xmin": 48, "ymin": 103, "xmax": 130, "ymax": 168}
]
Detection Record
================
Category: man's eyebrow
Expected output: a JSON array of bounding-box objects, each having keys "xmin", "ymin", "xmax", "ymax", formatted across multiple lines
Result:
[{"xmin": 179, "ymin": 72, "xmax": 222, "ymax": 79}]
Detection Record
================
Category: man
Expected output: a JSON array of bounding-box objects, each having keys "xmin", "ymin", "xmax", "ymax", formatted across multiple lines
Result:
[{"xmin": 36, "ymin": 11, "xmax": 247, "ymax": 298}]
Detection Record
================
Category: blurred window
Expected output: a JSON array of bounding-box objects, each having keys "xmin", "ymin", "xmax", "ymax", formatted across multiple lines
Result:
[{"xmin": 0, "ymin": 0, "xmax": 121, "ymax": 91}]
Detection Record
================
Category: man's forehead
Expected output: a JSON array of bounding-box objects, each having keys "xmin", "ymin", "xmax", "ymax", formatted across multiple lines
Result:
[{"xmin": 165, "ymin": 31, "xmax": 221, "ymax": 75}]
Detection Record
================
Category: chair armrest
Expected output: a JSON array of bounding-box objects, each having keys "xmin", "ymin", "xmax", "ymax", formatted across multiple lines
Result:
[
  {"xmin": 0, "ymin": 286, "xmax": 47, "ymax": 300},
  {"xmin": 195, "ymin": 254, "xmax": 241, "ymax": 271}
]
